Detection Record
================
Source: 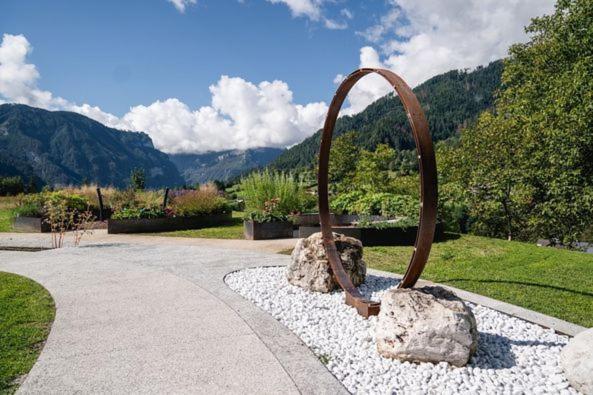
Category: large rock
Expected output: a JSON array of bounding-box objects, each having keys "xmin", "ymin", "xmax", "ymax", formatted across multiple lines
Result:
[
  {"xmin": 561, "ymin": 328, "xmax": 593, "ymax": 394},
  {"xmin": 376, "ymin": 286, "xmax": 478, "ymax": 366},
  {"xmin": 287, "ymin": 232, "xmax": 366, "ymax": 293}
]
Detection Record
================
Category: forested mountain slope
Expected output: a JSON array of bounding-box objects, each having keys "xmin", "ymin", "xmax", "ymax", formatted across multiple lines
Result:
[
  {"xmin": 169, "ymin": 147, "xmax": 284, "ymax": 184},
  {"xmin": 0, "ymin": 104, "xmax": 183, "ymax": 187},
  {"xmin": 271, "ymin": 60, "xmax": 503, "ymax": 171}
]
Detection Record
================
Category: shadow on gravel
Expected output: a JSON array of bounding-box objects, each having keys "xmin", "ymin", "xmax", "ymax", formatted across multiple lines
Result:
[{"xmin": 471, "ymin": 333, "xmax": 516, "ymax": 369}]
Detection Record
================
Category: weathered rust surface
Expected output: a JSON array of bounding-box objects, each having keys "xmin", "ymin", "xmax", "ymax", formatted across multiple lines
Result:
[{"xmin": 317, "ymin": 68, "xmax": 438, "ymax": 317}]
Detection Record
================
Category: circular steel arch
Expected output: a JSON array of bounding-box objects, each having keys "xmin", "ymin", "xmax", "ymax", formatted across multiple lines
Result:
[{"xmin": 317, "ymin": 68, "xmax": 438, "ymax": 317}]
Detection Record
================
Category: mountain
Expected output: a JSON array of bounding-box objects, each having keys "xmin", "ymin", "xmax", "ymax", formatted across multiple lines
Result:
[
  {"xmin": 0, "ymin": 104, "xmax": 184, "ymax": 188},
  {"xmin": 169, "ymin": 147, "xmax": 284, "ymax": 184},
  {"xmin": 271, "ymin": 60, "xmax": 504, "ymax": 171}
]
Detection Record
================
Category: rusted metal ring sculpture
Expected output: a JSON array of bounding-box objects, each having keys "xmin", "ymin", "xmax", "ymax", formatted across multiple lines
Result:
[{"xmin": 317, "ymin": 68, "xmax": 438, "ymax": 318}]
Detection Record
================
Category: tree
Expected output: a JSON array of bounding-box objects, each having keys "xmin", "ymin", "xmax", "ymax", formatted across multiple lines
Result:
[
  {"xmin": 459, "ymin": 0, "xmax": 593, "ymax": 244},
  {"xmin": 352, "ymin": 144, "xmax": 396, "ymax": 193},
  {"xmin": 130, "ymin": 168, "xmax": 146, "ymax": 191},
  {"xmin": 326, "ymin": 131, "xmax": 360, "ymax": 193}
]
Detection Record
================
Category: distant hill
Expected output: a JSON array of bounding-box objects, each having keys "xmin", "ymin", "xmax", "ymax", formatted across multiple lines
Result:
[
  {"xmin": 0, "ymin": 104, "xmax": 183, "ymax": 188},
  {"xmin": 169, "ymin": 147, "xmax": 284, "ymax": 184},
  {"xmin": 271, "ymin": 60, "xmax": 504, "ymax": 171}
]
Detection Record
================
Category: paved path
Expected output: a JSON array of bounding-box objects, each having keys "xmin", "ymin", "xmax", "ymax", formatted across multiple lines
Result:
[
  {"xmin": 0, "ymin": 240, "xmax": 345, "ymax": 394},
  {"xmin": 0, "ymin": 230, "xmax": 298, "ymax": 254}
]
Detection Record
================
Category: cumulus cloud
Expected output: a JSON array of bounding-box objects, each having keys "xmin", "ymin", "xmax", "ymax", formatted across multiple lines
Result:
[
  {"xmin": 342, "ymin": 0, "xmax": 556, "ymax": 114},
  {"xmin": 0, "ymin": 34, "xmax": 327, "ymax": 153},
  {"xmin": 167, "ymin": 0, "xmax": 196, "ymax": 13},
  {"xmin": 121, "ymin": 77, "xmax": 327, "ymax": 153}
]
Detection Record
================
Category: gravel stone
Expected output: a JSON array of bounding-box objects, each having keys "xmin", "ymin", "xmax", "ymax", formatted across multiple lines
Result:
[
  {"xmin": 560, "ymin": 327, "xmax": 593, "ymax": 394},
  {"xmin": 225, "ymin": 267, "xmax": 578, "ymax": 394}
]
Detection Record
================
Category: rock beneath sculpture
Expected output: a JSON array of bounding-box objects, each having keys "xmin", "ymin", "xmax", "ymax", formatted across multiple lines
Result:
[
  {"xmin": 376, "ymin": 286, "xmax": 478, "ymax": 367},
  {"xmin": 560, "ymin": 328, "xmax": 593, "ymax": 394},
  {"xmin": 287, "ymin": 232, "xmax": 366, "ymax": 293}
]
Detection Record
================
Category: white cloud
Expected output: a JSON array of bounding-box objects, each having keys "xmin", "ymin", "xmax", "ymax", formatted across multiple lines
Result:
[
  {"xmin": 323, "ymin": 19, "xmax": 348, "ymax": 30},
  {"xmin": 121, "ymin": 77, "xmax": 328, "ymax": 153},
  {"xmin": 340, "ymin": 8, "xmax": 353, "ymax": 20},
  {"xmin": 343, "ymin": 0, "xmax": 556, "ymax": 114},
  {"xmin": 167, "ymin": 0, "xmax": 196, "ymax": 13},
  {"xmin": 0, "ymin": 33, "xmax": 327, "ymax": 154},
  {"xmin": 265, "ymin": 0, "xmax": 349, "ymax": 30},
  {"xmin": 266, "ymin": 0, "xmax": 322, "ymax": 20}
]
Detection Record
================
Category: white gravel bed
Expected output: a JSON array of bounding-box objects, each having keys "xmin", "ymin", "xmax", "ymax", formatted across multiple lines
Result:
[{"xmin": 225, "ymin": 266, "xmax": 577, "ymax": 394}]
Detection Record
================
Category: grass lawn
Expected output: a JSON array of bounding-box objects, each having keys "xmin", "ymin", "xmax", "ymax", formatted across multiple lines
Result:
[
  {"xmin": 365, "ymin": 233, "xmax": 593, "ymax": 327},
  {"xmin": 153, "ymin": 211, "xmax": 245, "ymax": 239},
  {"xmin": 0, "ymin": 196, "xmax": 17, "ymax": 232},
  {"xmin": 0, "ymin": 272, "xmax": 55, "ymax": 393}
]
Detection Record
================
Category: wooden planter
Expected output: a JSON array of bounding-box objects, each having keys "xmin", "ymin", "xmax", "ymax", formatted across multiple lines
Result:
[
  {"xmin": 243, "ymin": 220, "xmax": 293, "ymax": 240},
  {"xmin": 298, "ymin": 222, "xmax": 445, "ymax": 246},
  {"xmin": 13, "ymin": 216, "xmax": 51, "ymax": 233},
  {"xmin": 107, "ymin": 212, "xmax": 232, "ymax": 234}
]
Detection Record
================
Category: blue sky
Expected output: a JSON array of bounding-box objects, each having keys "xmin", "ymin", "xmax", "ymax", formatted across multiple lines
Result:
[
  {"xmin": 0, "ymin": 0, "xmax": 555, "ymax": 153},
  {"xmin": 1, "ymin": 0, "xmax": 384, "ymax": 116}
]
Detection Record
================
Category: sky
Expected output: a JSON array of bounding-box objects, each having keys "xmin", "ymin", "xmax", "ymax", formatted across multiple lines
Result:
[{"xmin": 0, "ymin": 0, "xmax": 555, "ymax": 154}]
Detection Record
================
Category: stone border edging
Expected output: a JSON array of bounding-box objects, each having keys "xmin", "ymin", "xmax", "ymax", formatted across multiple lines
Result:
[{"xmin": 367, "ymin": 268, "xmax": 587, "ymax": 337}]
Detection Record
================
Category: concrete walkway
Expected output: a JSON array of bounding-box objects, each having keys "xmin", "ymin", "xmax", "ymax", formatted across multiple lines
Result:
[
  {"xmin": 0, "ymin": 229, "xmax": 298, "ymax": 254},
  {"xmin": 0, "ymin": 240, "xmax": 345, "ymax": 394}
]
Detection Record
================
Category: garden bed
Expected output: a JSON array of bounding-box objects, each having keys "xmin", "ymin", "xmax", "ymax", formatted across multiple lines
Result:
[
  {"xmin": 243, "ymin": 220, "xmax": 293, "ymax": 240},
  {"xmin": 13, "ymin": 216, "xmax": 107, "ymax": 233},
  {"xmin": 107, "ymin": 212, "xmax": 232, "ymax": 234},
  {"xmin": 292, "ymin": 213, "xmax": 389, "ymax": 227},
  {"xmin": 299, "ymin": 222, "xmax": 445, "ymax": 246},
  {"xmin": 13, "ymin": 216, "xmax": 51, "ymax": 233},
  {"xmin": 226, "ymin": 266, "xmax": 576, "ymax": 394}
]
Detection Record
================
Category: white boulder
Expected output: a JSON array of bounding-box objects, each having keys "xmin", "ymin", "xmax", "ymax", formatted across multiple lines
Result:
[
  {"xmin": 376, "ymin": 286, "xmax": 478, "ymax": 366},
  {"xmin": 561, "ymin": 327, "xmax": 593, "ymax": 394},
  {"xmin": 287, "ymin": 232, "xmax": 366, "ymax": 293}
]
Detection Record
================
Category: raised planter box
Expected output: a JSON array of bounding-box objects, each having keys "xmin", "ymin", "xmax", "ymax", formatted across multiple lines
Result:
[
  {"xmin": 292, "ymin": 213, "xmax": 391, "ymax": 227},
  {"xmin": 107, "ymin": 212, "xmax": 232, "ymax": 234},
  {"xmin": 13, "ymin": 216, "xmax": 51, "ymax": 233},
  {"xmin": 244, "ymin": 220, "xmax": 293, "ymax": 240},
  {"xmin": 298, "ymin": 222, "xmax": 445, "ymax": 246}
]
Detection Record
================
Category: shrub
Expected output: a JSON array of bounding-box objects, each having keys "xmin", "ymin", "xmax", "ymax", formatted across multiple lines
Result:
[
  {"xmin": 329, "ymin": 191, "xmax": 365, "ymax": 215},
  {"xmin": 330, "ymin": 191, "xmax": 419, "ymax": 219},
  {"xmin": 0, "ymin": 176, "xmax": 25, "ymax": 196},
  {"xmin": 14, "ymin": 191, "xmax": 90, "ymax": 218},
  {"xmin": 61, "ymin": 185, "xmax": 118, "ymax": 211},
  {"xmin": 111, "ymin": 207, "xmax": 164, "ymax": 220},
  {"xmin": 170, "ymin": 189, "xmax": 229, "ymax": 217},
  {"xmin": 239, "ymin": 170, "xmax": 314, "ymax": 221}
]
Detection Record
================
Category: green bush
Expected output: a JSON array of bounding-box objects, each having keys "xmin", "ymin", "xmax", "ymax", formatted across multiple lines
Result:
[
  {"xmin": 239, "ymin": 170, "xmax": 314, "ymax": 221},
  {"xmin": 171, "ymin": 190, "xmax": 229, "ymax": 217},
  {"xmin": 329, "ymin": 191, "xmax": 365, "ymax": 215},
  {"xmin": 111, "ymin": 207, "xmax": 164, "ymax": 220},
  {"xmin": 14, "ymin": 192, "xmax": 90, "ymax": 218},
  {"xmin": 0, "ymin": 176, "xmax": 25, "ymax": 196},
  {"xmin": 330, "ymin": 191, "xmax": 419, "ymax": 219}
]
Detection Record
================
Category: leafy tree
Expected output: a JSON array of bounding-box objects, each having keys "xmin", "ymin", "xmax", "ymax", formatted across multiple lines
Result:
[
  {"xmin": 459, "ymin": 0, "xmax": 593, "ymax": 244},
  {"xmin": 130, "ymin": 168, "xmax": 146, "ymax": 191},
  {"xmin": 326, "ymin": 131, "xmax": 360, "ymax": 193},
  {"xmin": 352, "ymin": 144, "xmax": 396, "ymax": 193}
]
